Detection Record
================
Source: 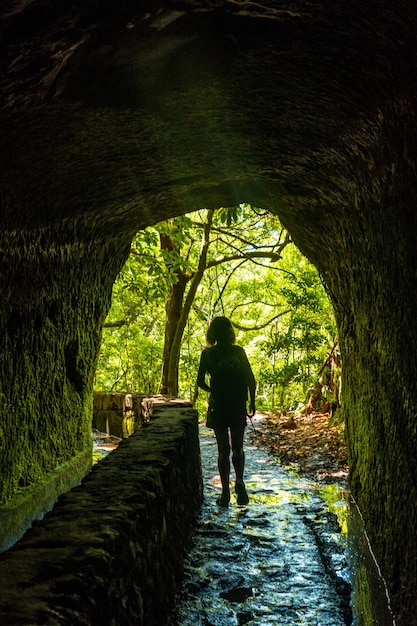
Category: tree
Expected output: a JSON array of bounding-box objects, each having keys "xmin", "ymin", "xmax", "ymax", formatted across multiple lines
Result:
[
  {"xmin": 159, "ymin": 210, "xmax": 215, "ymax": 396},
  {"xmin": 159, "ymin": 206, "xmax": 291, "ymax": 395},
  {"xmin": 254, "ymin": 245, "xmax": 337, "ymax": 412},
  {"xmin": 305, "ymin": 337, "xmax": 341, "ymax": 417},
  {"xmin": 96, "ymin": 206, "xmax": 335, "ymax": 415}
]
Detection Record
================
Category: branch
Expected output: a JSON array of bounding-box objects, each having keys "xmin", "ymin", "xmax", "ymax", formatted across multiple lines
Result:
[
  {"xmin": 103, "ymin": 320, "xmax": 128, "ymax": 328},
  {"xmin": 206, "ymin": 250, "xmax": 283, "ymax": 268},
  {"xmin": 110, "ymin": 368, "xmax": 128, "ymax": 392},
  {"xmin": 212, "ymin": 260, "xmax": 247, "ymax": 312},
  {"xmin": 211, "ymin": 227, "xmax": 274, "ymax": 249},
  {"xmin": 231, "ymin": 300, "xmax": 286, "ymax": 310},
  {"xmin": 312, "ymin": 337, "xmax": 340, "ymax": 382},
  {"xmin": 190, "ymin": 220, "xmax": 292, "ymax": 253},
  {"xmin": 232, "ymin": 309, "xmax": 292, "ymax": 332},
  {"xmin": 129, "ymin": 248, "xmax": 156, "ymax": 260}
]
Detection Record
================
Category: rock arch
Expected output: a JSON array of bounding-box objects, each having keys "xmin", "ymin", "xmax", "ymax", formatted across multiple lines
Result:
[{"xmin": 1, "ymin": 1, "xmax": 417, "ymax": 622}]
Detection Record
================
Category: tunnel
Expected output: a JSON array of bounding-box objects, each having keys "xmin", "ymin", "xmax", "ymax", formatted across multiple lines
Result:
[{"xmin": 1, "ymin": 0, "xmax": 417, "ymax": 623}]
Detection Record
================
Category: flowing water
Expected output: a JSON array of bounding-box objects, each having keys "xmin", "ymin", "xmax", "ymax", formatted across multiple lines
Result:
[
  {"xmin": 173, "ymin": 424, "xmax": 352, "ymax": 626},
  {"xmin": 92, "ymin": 422, "xmax": 396, "ymax": 625}
]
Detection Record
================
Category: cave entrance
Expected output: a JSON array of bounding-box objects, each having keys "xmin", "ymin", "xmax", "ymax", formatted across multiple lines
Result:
[
  {"xmin": 93, "ymin": 204, "xmax": 399, "ymax": 626},
  {"xmin": 95, "ymin": 204, "xmax": 337, "ymax": 421}
]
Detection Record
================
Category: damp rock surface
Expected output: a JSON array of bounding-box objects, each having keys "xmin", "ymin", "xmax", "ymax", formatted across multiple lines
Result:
[
  {"xmin": 174, "ymin": 422, "xmax": 351, "ymax": 626},
  {"xmin": 0, "ymin": 408, "xmax": 203, "ymax": 626}
]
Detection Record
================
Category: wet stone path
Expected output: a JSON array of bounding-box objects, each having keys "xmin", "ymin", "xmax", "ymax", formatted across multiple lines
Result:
[{"xmin": 173, "ymin": 420, "xmax": 352, "ymax": 626}]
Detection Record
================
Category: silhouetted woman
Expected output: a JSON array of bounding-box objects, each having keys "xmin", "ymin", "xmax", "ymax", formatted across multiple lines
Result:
[{"xmin": 197, "ymin": 316, "xmax": 256, "ymax": 507}]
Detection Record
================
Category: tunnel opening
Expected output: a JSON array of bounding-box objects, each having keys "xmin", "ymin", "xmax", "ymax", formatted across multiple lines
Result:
[
  {"xmin": 95, "ymin": 204, "xmax": 337, "ymax": 420},
  {"xmin": 92, "ymin": 204, "xmax": 396, "ymax": 626}
]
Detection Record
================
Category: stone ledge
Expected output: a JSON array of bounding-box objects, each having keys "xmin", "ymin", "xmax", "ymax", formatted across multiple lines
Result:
[
  {"xmin": 0, "ymin": 406, "xmax": 202, "ymax": 625},
  {"xmin": 0, "ymin": 446, "xmax": 92, "ymax": 553}
]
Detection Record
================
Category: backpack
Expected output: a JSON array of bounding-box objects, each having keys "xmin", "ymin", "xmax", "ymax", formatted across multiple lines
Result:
[{"xmin": 209, "ymin": 347, "xmax": 247, "ymax": 405}]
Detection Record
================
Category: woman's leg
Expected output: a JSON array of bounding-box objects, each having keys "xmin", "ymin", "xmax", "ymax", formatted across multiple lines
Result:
[
  {"xmin": 214, "ymin": 425, "xmax": 231, "ymax": 506},
  {"xmin": 231, "ymin": 425, "xmax": 249, "ymax": 504},
  {"xmin": 230, "ymin": 425, "xmax": 245, "ymax": 483}
]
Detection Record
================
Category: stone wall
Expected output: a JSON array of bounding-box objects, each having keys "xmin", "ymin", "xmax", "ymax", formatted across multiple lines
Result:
[
  {"xmin": 0, "ymin": 403, "xmax": 202, "ymax": 625},
  {"xmin": 92, "ymin": 391, "xmax": 147, "ymax": 438}
]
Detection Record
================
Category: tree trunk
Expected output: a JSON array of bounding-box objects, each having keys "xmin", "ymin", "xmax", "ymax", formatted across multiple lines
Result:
[
  {"xmin": 166, "ymin": 210, "xmax": 214, "ymax": 396},
  {"xmin": 305, "ymin": 338, "xmax": 340, "ymax": 415},
  {"xmin": 159, "ymin": 271, "xmax": 188, "ymax": 395}
]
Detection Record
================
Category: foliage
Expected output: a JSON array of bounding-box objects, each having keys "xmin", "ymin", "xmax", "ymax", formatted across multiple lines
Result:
[
  {"xmin": 95, "ymin": 206, "xmax": 337, "ymax": 413},
  {"xmin": 255, "ymin": 247, "xmax": 337, "ymax": 411}
]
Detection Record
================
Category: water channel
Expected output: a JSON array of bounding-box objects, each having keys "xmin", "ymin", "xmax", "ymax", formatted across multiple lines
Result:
[
  {"xmin": 172, "ymin": 422, "xmax": 351, "ymax": 626},
  {"xmin": 93, "ymin": 419, "xmax": 396, "ymax": 625}
]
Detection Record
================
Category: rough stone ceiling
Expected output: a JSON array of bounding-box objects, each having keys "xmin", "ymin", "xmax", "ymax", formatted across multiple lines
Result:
[{"xmin": 1, "ymin": 1, "xmax": 416, "ymax": 250}]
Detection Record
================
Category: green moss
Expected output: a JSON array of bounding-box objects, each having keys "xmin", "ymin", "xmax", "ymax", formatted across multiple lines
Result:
[
  {"xmin": 0, "ymin": 226, "xmax": 129, "ymax": 504},
  {"xmin": 313, "ymin": 483, "xmax": 349, "ymax": 536},
  {"xmin": 0, "ymin": 446, "xmax": 92, "ymax": 551}
]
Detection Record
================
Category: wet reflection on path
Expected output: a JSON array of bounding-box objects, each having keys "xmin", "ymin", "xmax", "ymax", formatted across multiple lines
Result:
[{"xmin": 174, "ymin": 425, "xmax": 351, "ymax": 625}]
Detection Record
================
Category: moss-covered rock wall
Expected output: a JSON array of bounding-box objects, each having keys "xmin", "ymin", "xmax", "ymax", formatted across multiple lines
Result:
[
  {"xmin": 274, "ymin": 95, "xmax": 417, "ymax": 620},
  {"xmin": 277, "ymin": 98, "xmax": 417, "ymax": 622},
  {"xmin": 0, "ymin": 223, "xmax": 131, "ymax": 503}
]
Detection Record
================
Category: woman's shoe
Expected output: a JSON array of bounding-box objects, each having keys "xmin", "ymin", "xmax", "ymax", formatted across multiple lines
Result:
[
  {"xmin": 235, "ymin": 481, "xmax": 249, "ymax": 505},
  {"xmin": 216, "ymin": 491, "xmax": 230, "ymax": 508}
]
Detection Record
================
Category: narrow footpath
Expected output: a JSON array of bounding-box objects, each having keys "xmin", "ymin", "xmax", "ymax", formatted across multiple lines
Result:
[{"xmin": 173, "ymin": 417, "xmax": 352, "ymax": 626}]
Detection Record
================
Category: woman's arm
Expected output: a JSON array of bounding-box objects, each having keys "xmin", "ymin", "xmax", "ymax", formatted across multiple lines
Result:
[
  {"xmin": 247, "ymin": 384, "xmax": 256, "ymax": 417},
  {"xmin": 239, "ymin": 347, "xmax": 256, "ymax": 416},
  {"xmin": 197, "ymin": 350, "xmax": 211, "ymax": 393}
]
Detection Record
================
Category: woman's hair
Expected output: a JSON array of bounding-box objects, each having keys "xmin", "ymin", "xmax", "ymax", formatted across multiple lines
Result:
[{"xmin": 206, "ymin": 316, "xmax": 236, "ymax": 346}]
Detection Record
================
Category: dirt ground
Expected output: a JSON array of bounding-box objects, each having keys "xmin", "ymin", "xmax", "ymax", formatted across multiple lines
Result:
[{"xmin": 248, "ymin": 412, "xmax": 349, "ymax": 486}]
